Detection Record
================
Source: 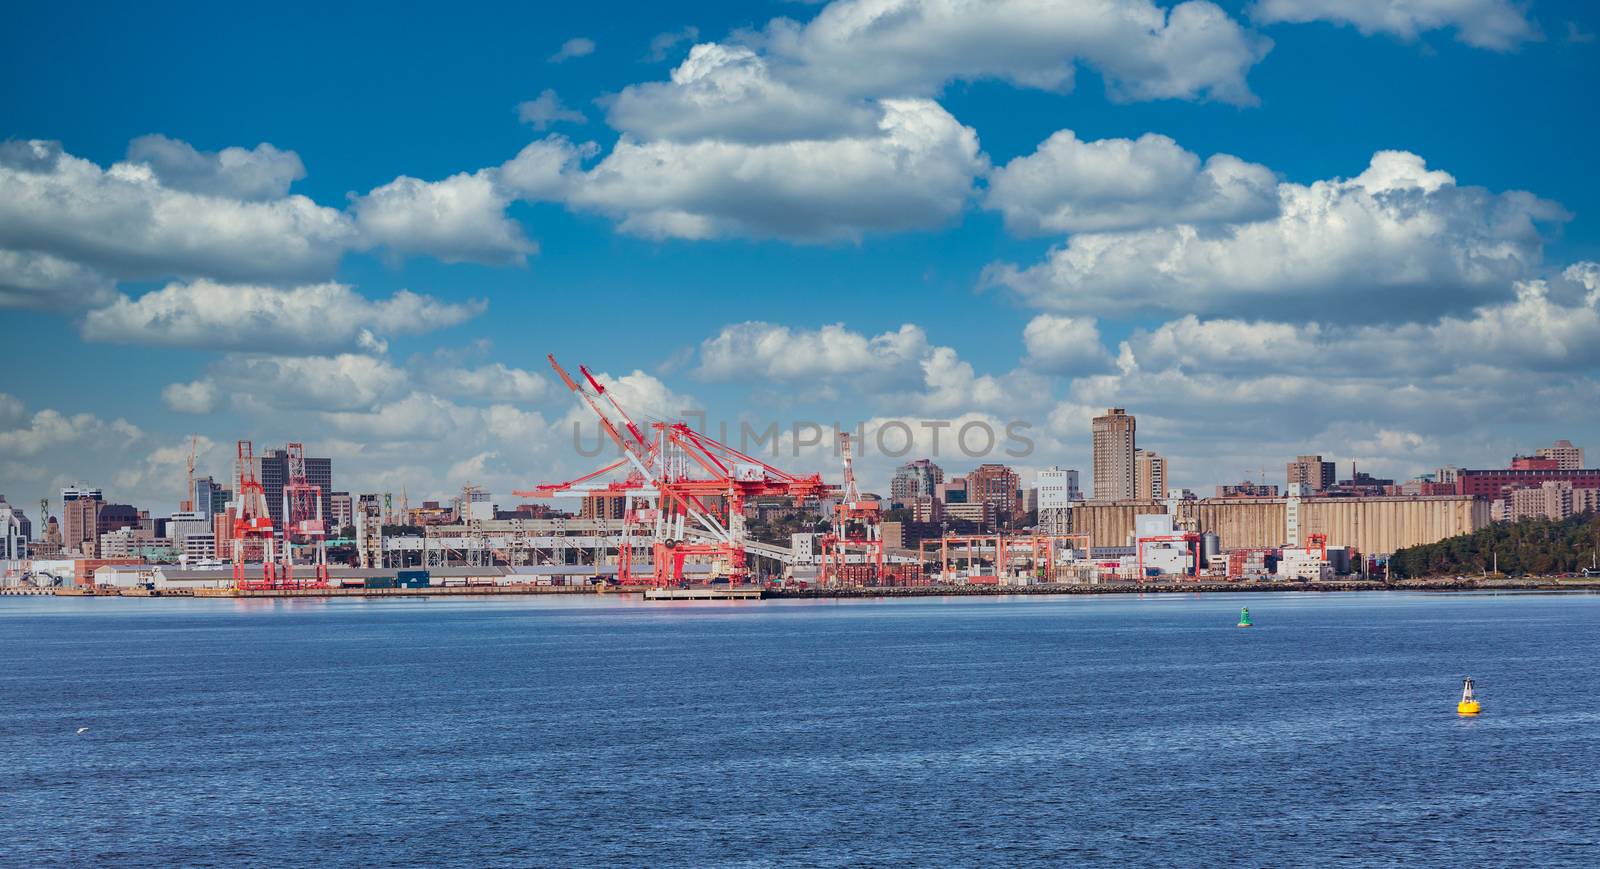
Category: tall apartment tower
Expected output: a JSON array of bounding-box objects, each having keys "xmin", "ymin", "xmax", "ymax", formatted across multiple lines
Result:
[
  {"xmin": 1287, "ymin": 455, "xmax": 1337, "ymax": 493},
  {"xmin": 890, "ymin": 459, "xmax": 945, "ymax": 506},
  {"xmin": 1092, "ymin": 408, "xmax": 1137, "ymax": 501},
  {"xmin": 966, "ymin": 463, "xmax": 1021, "ymax": 520},
  {"xmin": 1536, "ymin": 440, "xmax": 1585, "ymax": 470},
  {"xmin": 60, "ymin": 485, "xmax": 104, "ymax": 556},
  {"xmin": 1135, "ymin": 449, "xmax": 1168, "ymax": 500}
]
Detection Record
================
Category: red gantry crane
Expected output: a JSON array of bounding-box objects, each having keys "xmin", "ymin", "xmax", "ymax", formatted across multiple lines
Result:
[
  {"xmin": 515, "ymin": 355, "xmax": 827, "ymax": 587},
  {"xmin": 818, "ymin": 432, "xmax": 884, "ymax": 587},
  {"xmin": 232, "ymin": 440, "xmax": 330, "ymax": 591},
  {"xmin": 281, "ymin": 442, "xmax": 330, "ymax": 589},
  {"xmin": 232, "ymin": 440, "xmax": 278, "ymax": 589}
]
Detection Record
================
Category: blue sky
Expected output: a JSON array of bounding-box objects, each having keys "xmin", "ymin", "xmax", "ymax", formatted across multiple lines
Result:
[{"xmin": 3, "ymin": 0, "xmax": 1598, "ymax": 516}]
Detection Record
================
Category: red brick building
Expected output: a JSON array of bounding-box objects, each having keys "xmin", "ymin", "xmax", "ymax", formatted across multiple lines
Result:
[{"xmin": 1455, "ymin": 468, "xmax": 1600, "ymax": 498}]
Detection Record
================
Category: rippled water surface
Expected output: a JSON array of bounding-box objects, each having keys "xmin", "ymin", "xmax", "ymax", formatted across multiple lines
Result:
[{"xmin": 4, "ymin": 591, "xmax": 1599, "ymax": 867}]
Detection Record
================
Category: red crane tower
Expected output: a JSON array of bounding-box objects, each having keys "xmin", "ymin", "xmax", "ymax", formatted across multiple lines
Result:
[
  {"xmin": 819, "ymin": 433, "xmax": 883, "ymax": 587},
  {"xmin": 515, "ymin": 356, "xmax": 827, "ymax": 587},
  {"xmin": 232, "ymin": 440, "xmax": 279, "ymax": 589},
  {"xmin": 282, "ymin": 442, "xmax": 329, "ymax": 588}
]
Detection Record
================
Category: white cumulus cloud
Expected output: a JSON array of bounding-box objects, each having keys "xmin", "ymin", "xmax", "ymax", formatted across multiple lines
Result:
[
  {"xmin": 608, "ymin": 42, "xmax": 882, "ymax": 144},
  {"xmin": 0, "ymin": 249, "xmax": 116, "ymax": 310},
  {"xmin": 125, "ymin": 134, "xmax": 306, "ymax": 201},
  {"xmin": 571, "ymin": 98, "xmax": 984, "ymax": 241},
  {"xmin": 1022, "ymin": 315, "xmax": 1113, "ymax": 373},
  {"xmin": 161, "ymin": 379, "xmax": 218, "ymax": 414},
  {"xmin": 986, "ymin": 130, "xmax": 1279, "ymax": 235},
  {"xmin": 351, "ymin": 169, "xmax": 536, "ymax": 266},
  {"xmin": 424, "ymin": 363, "xmax": 549, "ymax": 403},
  {"xmin": 766, "ymin": 0, "xmax": 1272, "ymax": 105},
  {"xmin": 1252, "ymin": 0, "xmax": 1540, "ymax": 51},
  {"xmin": 697, "ymin": 322, "xmax": 931, "ymax": 385},
  {"xmin": 987, "ymin": 150, "xmax": 1569, "ymax": 321},
  {"xmin": 0, "ymin": 139, "xmax": 355, "ymax": 286},
  {"xmin": 80, "ymin": 280, "xmax": 486, "ymax": 352}
]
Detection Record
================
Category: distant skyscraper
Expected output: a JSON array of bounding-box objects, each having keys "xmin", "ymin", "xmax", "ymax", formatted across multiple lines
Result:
[
  {"xmin": 890, "ymin": 459, "xmax": 945, "ymax": 506},
  {"xmin": 256, "ymin": 448, "xmax": 333, "ymax": 532},
  {"xmin": 1536, "ymin": 440, "xmax": 1585, "ymax": 470},
  {"xmin": 1287, "ymin": 455, "xmax": 1337, "ymax": 493},
  {"xmin": 1135, "ymin": 449, "xmax": 1168, "ymax": 500},
  {"xmin": 60, "ymin": 485, "xmax": 104, "ymax": 556},
  {"xmin": 966, "ymin": 463, "xmax": 1021, "ymax": 520},
  {"xmin": 0, "ymin": 495, "xmax": 32, "ymax": 560},
  {"xmin": 193, "ymin": 476, "xmax": 228, "ymax": 520},
  {"xmin": 1092, "ymin": 408, "xmax": 1136, "ymax": 501}
]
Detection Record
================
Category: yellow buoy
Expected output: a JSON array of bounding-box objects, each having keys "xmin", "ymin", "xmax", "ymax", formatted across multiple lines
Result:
[{"xmin": 1457, "ymin": 677, "xmax": 1481, "ymax": 716}]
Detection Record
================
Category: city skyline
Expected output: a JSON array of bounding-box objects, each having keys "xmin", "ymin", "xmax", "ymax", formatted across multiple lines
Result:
[{"xmin": 4, "ymin": 0, "xmax": 1600, "ymax": 518}]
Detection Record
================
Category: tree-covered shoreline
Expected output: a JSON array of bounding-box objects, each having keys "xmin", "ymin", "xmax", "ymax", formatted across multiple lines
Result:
[{"xmin": 1390, "ymin": 513, "xmax": 1600, "ymax": 578}]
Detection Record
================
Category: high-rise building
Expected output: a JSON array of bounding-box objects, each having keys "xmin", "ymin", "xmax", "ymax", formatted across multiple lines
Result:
[
  {"xmin": 60, "ymin": 486, "xmax": 104, "ymax": 556},
  {"xmin": 966, "ymin": 464, "xmax": 1021, "ymax": 521},
  {"xmin": 61, "ymin": 485, "xmax": 103, "ymax": 503},
  {"xmin": 168, "ymin": 510, "xmax": 214, "ymax": 558},
  {"xmin": 1287, "ymin": 455, "xmax": 1337, "ymax": 493},
  {"xmin": 256, "ymin": 448, "xmax": 333, "ymax": 533},
  {"xmin": 889, "ymin": 459, "xmax": 945, "ymax": 506},
  {"xmin": 192, "ymin": 476, "xmax": 229, "ymax": 520},
  {"xmin": 355, "ymin": 494, "xmax": 383, "ymax": 568},
  {"xmin": 1507, "ymin": 481, "xmax": 1600, "ymax": 521},
  {"xmin": 580, "ymin": 494, "xmax": 627, "ymax": 520},
  {"xmin": 1, "ymin": 495, "xmax": 32, "ymax": 560},
  {"xmin": 1092, "ymin": 408, "xmax": 1136, "ymax": 501},
  {"xmin": 1135, "ymin": 449, "xmax": 1168, "ymax": 500},
  {"xmin": 1536, "ymin": 440, "xmax": 1585, "ymax": 470},
  {"xmin": 329, "ymin": 492, "xmax": 353, "ymax": 529}
]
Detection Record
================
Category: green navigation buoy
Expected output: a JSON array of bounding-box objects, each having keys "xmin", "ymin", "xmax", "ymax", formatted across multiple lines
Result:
[{"xmin": 1237, "ymin": 607, "xmax": 1253, "ymax": 628}]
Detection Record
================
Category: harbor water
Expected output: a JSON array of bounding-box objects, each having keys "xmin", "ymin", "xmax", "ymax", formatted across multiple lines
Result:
[{"xmin": 3, "ymin": 591, "xmax": 1599, "ymax": 866}]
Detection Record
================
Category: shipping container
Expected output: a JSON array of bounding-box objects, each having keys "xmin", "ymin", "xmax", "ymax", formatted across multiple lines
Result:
[{"xmin": 396, "ymin": 570, "xmax": 431, "ymax": 588}]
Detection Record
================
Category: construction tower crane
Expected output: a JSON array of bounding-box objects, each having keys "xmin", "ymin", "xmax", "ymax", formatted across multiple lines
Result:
[
  {"xmin": 515, "ymin": 355, "xmax": 826, "ymax": 586},
  {"xmin": 181, "ymin": 434, "xmax": 198, "ymax": 512}
]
